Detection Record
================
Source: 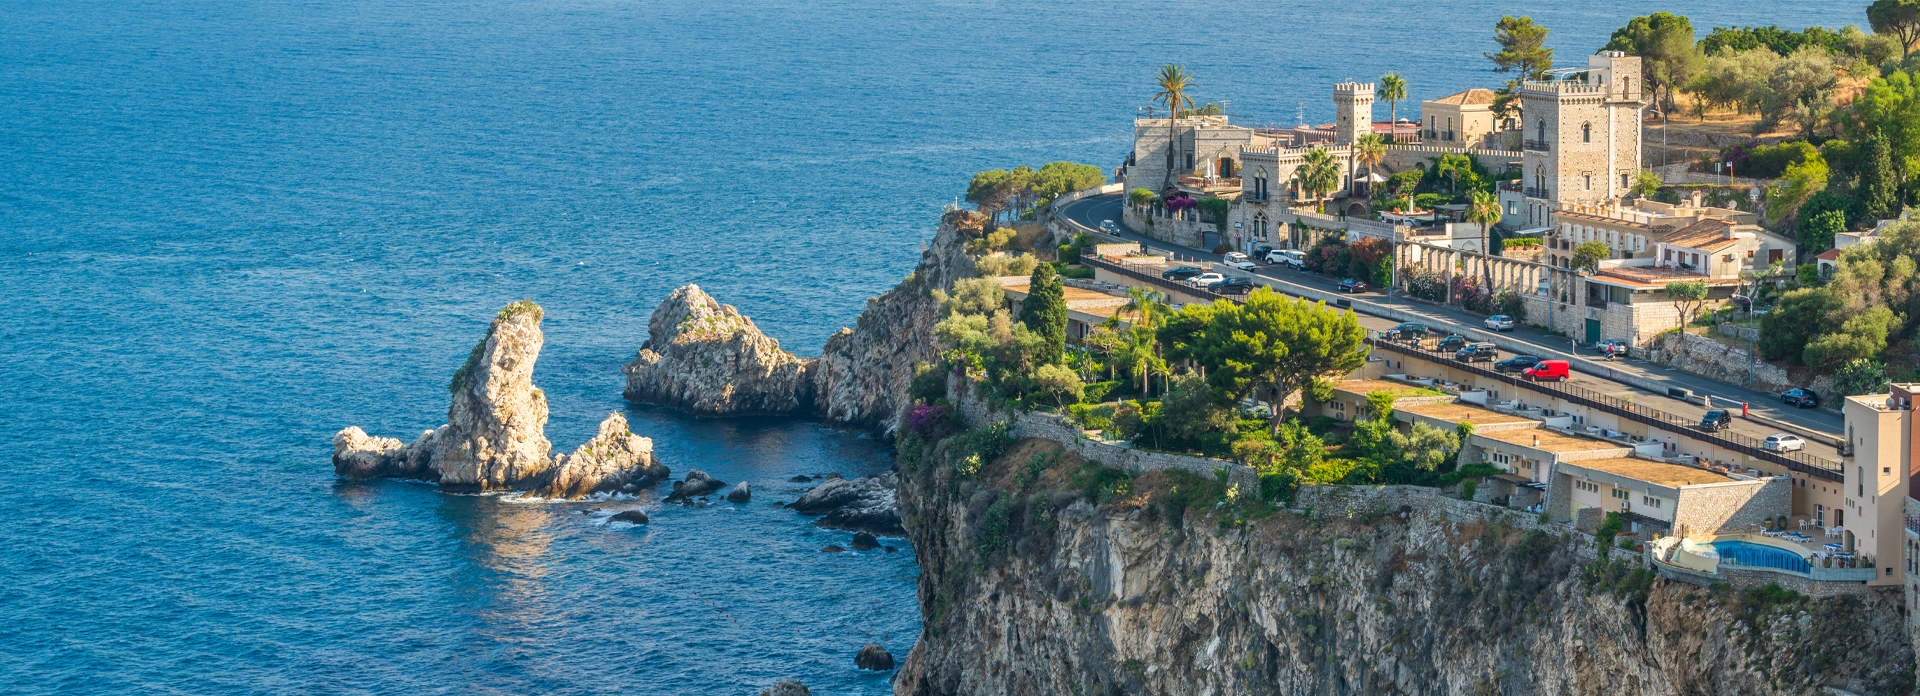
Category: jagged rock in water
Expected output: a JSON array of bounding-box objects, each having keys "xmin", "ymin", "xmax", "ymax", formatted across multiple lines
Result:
[
  {"xmin": 848, "ymin": 531, "xmax": 879, "ymax": 551},
  {"xmin": 787, "ymin": 472, "xmax": 903, "ymax": 536},
  {"xmin": 621, "ymin": 285, "xmax": 813, "ymax": 416},
  {"xmin": 789, "ymin": 474, "xmax": 812, "ymax": 483},
  {"xmin": 526, "ymin": 413, "xmax": 669, "ymax": 499},
  {"xmin": 853, "ymin": 643, "xmax": 894, "ymax": 671},
  {"xmin": 819, "ymin": 546, "xmax": 845, "ymax": 553},
  {"xmin": 666, "ymin": 469, "xmax": 727, "ymax": 501},
  {"xmin": 433, "ymin": 300, "xmax": 555, "ymax": 492},
  {"xmin": 758, "ymin": 679, "xmax": 810, "ymax": 696},
  {"xmin": 609, "ymin": 509, "xmax": 649, "ymax": 525},
  {"xmin": 331, "ymin": 426, "xmax": 439, "ymax": 481},
  {"xmin": 725, "ymin": 481, "xmax": 752, "ymax": 503}
]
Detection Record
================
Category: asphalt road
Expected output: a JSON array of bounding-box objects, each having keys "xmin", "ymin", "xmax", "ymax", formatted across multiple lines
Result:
[{"xmin": 1061, "ymin": 193, "xmax": 1843, "ymax": 445}]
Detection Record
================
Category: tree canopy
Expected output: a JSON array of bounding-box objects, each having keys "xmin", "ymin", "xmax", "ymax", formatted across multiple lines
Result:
[
  {"xmin": 1604, "ymin": 12, "xmax": 1703, "ymax": 115},
  {"xmin": 1487, "ymin": 16, "xmax": 1555, "ymax": 81},
  {"xmin": 1869, "ymin": 0, "xmax": 1920, "ymax": 59},
  {"xmin": 1157, "ymin": 288, "xmax": 1369, "ymax": 434},
  {"xmin": 1018, "ymin": 263, "xmax": 1068, "ymax": 367}
]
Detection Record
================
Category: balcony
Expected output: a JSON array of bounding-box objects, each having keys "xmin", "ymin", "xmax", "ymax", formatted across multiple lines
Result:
[
  {"xmin": 1498, "ymin": 180, "xmax": 1521, "ymax": 192},
  {"xmin": 1523, "ymin": 140, "xmax": 1550, "ymax": 152},
  {"xmin": 1177, "ymin": 175, "xmax": 1241, "ymax": 194},
  {"xmin": 1523, "ymin": 187, "xmax": 1549, "ymax": 199}
]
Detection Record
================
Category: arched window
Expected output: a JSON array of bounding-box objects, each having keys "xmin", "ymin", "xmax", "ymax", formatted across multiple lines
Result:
[
  {"xmin": 1582, "ymin": 123, "xmax": 1591, "ymax": 143},
  {"xmin": 1536, "ymin": 120, "xmax": 1546, "ymax": 143},
  {"xmin": 1254, "ymin": 212, "xmax": 1270, "ymax": 239}
]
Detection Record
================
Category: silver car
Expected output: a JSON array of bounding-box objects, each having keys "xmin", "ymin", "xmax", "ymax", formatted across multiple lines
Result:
[
  {"xmin": 1485, "ymin": 314, "xmax": 1515, "ymax": 331},
  {"xmin": 1762, "ymin": 433, "xmax": 1805, "ymax": 452}
]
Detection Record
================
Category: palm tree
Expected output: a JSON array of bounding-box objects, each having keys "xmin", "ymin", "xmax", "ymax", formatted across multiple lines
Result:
[
  {"xmin": 1114, "ymin": 286, "xmax": 1165, "ymax": 330},
  {"xmin": 1292, "ymin": 148, "xmax": 1341, "ymax": 212},
  {"xmin": 1352, "ymin": 133, "xmax": 1389, "ymax": 201},
  {"xmin": 1379, "ymin": 73, "xmax": 1408, "ymax": 134},
  {"xmin": 1152, "ymin": 65, "xmax": 1196, "ymax": 190},
  {"xmin": 1435, "ymin": 153, "xmax": 1472, "ymax": 194},
  {"xmin": 1466, "ymin": 189, "xmax": 1503, "ymax": 287}
]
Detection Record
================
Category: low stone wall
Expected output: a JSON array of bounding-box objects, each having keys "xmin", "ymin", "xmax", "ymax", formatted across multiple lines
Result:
[
  {"xmin": 1714, "ymin": 323, "xmax": 1758, "ymax": 342},
  {"xmin": 948, "ymin": 379, "xmax": 1256, "ymax": 488},
  {"xmin": 1295, "ymin": 484, "xmax": 1599, "ymax": 562},
  {"xmin": 1123, "ymin": 204, "xmax": 1210, "ymax": 248},
  {"xmin": 1673, "ymin": 476, "xmax": 1791, "ymax": 538},
  {"xmin": 1646, "ymin": 330, "xmax": 1837, "ymax": 400},
  {"xmin": 1654, "ymin": 559, "xmax": 1881, "ymax": 598}
]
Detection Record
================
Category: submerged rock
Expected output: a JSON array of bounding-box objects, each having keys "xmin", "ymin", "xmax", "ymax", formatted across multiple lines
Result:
[
  {"xmin": 610, "ymin": 509, "xmax": 650, "ymax": 525},
  {"xmin": 666, "ymin": 469, "xmax": 727, "ymax": 501},
  {"xmin": 849, "ymin": 531, "xmax": 879, "ymax": 551},
  {"xmin": 527, "ymin": 413, "xmax": 669, "ymax": 499},
  {"xmin": 820, "ymin": 546, "xmax": 846, "ymax": 553},
  {"xmin": 759, "ymin": 679, "xmax": 810, "ymax": 696},
  {"xmin": 788, "ymin": 472, "xmax": 904, "ymax": 537},
  {"xmin": 725, "ymin": 481, "xmax": 752, "ymax": 503},
  {"xmin": 789, "ymin": 475, "xmax": 812, "ymax": 483},
  {"xmin": 854, "ymin": 643, "xmax": 894, "ymax": 671},
  {"xmin": 621, "ymin": 285, "xmax": 814, "ymax": 416}
]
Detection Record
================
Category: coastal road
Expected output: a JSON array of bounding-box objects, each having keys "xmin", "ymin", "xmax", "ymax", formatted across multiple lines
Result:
[{"xmin": 1059, "ymin": 193, "xmax": 1844, "ymax": 440}]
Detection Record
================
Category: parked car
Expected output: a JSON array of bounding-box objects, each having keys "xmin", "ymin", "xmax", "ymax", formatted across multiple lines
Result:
[
  {"xmin": 1494, "ymin": 355, "xmax": 1542, "ymax": 373},
  {"xmin": 1698, "ymin": 409, "xmax": 1732, "ymax": 431},
  {"xmin": 1457, "ymin": 342, "xmax": 1499, "ymax": 362},
  {"xmin": 1782, "ymin": 388, "xmax": 1820, "ymax": 408},
  {"xmin": 1162, "ymin": 266, "xmax": 1204, "ymax": 280},
  {"xmin": 1597, "ymin": 339, "xmax": 1628, "ymax": 357},
  {"xmin": 1266, "ymin": 250, "xmax": 1306, "ymax": 268},
  {"xmin": 1099, "ymin": 220, "xmax": 1119, "ymax": 234},
  {"xmin": 1388, "ymin": 323, "xmax": 1429, "ymax": 340},
  {"xmin": 1762, "ymin": 433, "xmax": 1806, "ymax": 452},
  {"xmin": 1252, "ymin": 245, "xmax": 1276, "ymax": 262},
  {"xmin": 1434, "ymin": 334, "xmax": 1467, "ymax": 352},
  {"xmin": 1209, "ymin": 277, "xmax": 1256, "ymax": 293},
  {"xmin": 1485, "ymin": 314, "xmax": 1515, "ymax": 331},
  {"xmin": 1221, "ymin": 252, "xmax": 1257, "ymax": 270},
  {"xmin": 1522, "ymin": 359, "xmax": 1570, "ymax": 382},
  {"xmin": 1189, "ymin": 272, "xmax": 1226, "ymax": 287},
  {"xmin": 1336, "ymin": 278, "xmax": 1367, "ymax": 293}
]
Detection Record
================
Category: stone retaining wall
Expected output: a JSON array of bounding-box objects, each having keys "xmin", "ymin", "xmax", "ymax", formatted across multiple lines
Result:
[
  {"xmin": 1295, "ymin": 484, "xmax": 1601, "ymax": 563},
  {"xmin": 1646, "ymin": 330, "xmax": 1837, "ymax": 401},
  {"xmin": 1123, "ymin": 204, "xmax": 1210, "ymax": 248}
]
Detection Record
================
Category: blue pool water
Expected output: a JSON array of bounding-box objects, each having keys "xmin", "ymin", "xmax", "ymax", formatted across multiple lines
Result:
[
  {"xmin": 1711, "ymin": 541, "xmax": 1812, "ymax": 573},
  {"xmin": 0, "ymin": 0, "xmax": 1853, "ymax": 693}
]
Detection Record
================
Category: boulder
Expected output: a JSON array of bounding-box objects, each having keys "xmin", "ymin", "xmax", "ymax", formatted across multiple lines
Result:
[
  {"xmin": 820, "ymin": 546, "xmax": 846, "ymax": 553},
  {"xmin": 789, "ymin": 475, "xmax": 812, "ymax": 483},
  {"xmin": 726, "ymin": 482, "xmax": 752, "ymax": 503},
  {"xmin": 666, "ymin": 469, "xmax": 728, "ymax": 501},
  {"xmin": 331, "ymin": 426, "xmax": 437, "ymax": 481},
  {"xmin": 854, "ymin": 643, "xmax": 895, "ymax": 671},
  {"xmin": 759, "ymin": 679, "xmax": 810, "ymax": 696},
  {"xmin": 622, "ymin": 285, "xmax": 815, "ymax": 416},
  {"xmin": 788, "ymin": 472, "xmax": 904, "ymax": 536},
  {"xmin": 610, "ymin": 509, "xmax": 650, "ymax": 524},
  {"xmin": 849, "ymin": 531, "xmax": 880, "ymax": 551},
  {"xmin": 527, "ymin": 413, "xmax": 669, "ymax": 499}
]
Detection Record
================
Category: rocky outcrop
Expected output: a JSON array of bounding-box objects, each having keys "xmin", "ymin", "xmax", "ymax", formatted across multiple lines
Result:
[
  {"xmin": 891, "ymin": 438, "xmax": 1915, "ymax": 696},
  {"xmin": 665, "ymin": 469, "xmax": 728, "ymax": 502},
  {"xmin": 759, "ymin": 678, "xmax": 810, "ymax": 696},
  {"xmin": 1646, "ymin": 331, "xmax": 1837, "ymax": 404},
  {"xmin": 332, "ymin": 301, "xmax": 670, "ymax": 500},
  {"xmin": 788, "ymin": 472, "xmax": 903, "ymax": 536},
  {"xmin": 725, "ymin": 482, "xmax": 752, "ymax": 503},
  {"xmin": 622, "ymin": 285, "xmax": 814, "ymax": 416},
  {"xmin": 610, "ymin": 509, "xmax": 650, "ymax": 525},
  {"xmin": 855, "ymin": 643, "xmax": 895, "ymax": 671},
  {"xmin": 527, "ymin": 413, "xmax": 668, "ymax": 500}
]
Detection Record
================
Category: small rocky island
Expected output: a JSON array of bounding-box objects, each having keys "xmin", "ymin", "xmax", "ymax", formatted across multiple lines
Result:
[
  {"xmin": 332, "ymin": 300, "xmax": 669, "ymax": 498},
  {"xmin": 622, "ymin": 285, "xmax": 815, "ymax": 416}
]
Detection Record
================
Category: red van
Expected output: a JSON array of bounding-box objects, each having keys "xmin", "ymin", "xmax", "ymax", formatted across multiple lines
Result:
[{"xmin": 1522, "ymin": 360, "xmax": 1570, "ymax": 382}]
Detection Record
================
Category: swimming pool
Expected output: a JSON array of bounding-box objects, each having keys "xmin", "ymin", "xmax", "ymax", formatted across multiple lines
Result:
[{"xmin": 1710, "ymin": 540, "xmax": 1810, "ymax": 573}]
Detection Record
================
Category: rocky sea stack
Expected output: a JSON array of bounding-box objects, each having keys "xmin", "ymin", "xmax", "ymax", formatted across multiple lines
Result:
[
  {"xmin": 332, "ymin": 300, "xmax": 668, "ymax": 499},
  {"xmin": 622, "ymin": 285, "xmax": 814, "ymax": 416}
]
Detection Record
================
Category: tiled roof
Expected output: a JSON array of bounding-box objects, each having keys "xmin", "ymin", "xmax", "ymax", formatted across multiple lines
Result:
[
  {"xmin": 1659, "ymin": 219, "xmax": 1739, "ymax": 252},
  {"xmin": 1426, "ymin": 88, "xmax": 1498, "ymax": 106},
  {"xmin": 1815, "ymin": 249, "xmax": 1842, "ymax": 261},
  {"xmin": 1588, "ymin": 265, "xmax": 1739, "ymax": 288}
]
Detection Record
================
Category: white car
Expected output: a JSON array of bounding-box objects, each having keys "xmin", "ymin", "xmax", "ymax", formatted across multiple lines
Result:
[
  {"xmin": 1189, "ymin": 272, "xmax": 1226, "ymax": 286},
  {"xmin": 1485, "ymin": 314, "xmax": 1515, "ymax": 331},
  {"xmin": 1221, "ymin": 252, "xmax": 1257, "ymax": 270},
  {"xmin": 1265, "ymin": 249, "xmax": 1305, "ymax": 268},
  {"xmin": 1762, "ymin": 433, "xmax": 1806, "ymax": 452}
]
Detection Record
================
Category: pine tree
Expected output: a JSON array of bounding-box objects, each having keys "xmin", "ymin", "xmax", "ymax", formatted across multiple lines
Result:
[
  {"xmin": 1862, "ymin": 129, "xmax": 1901, "ymax": 219},
  {"xmin": 1019, "ymin": 263, "xmax": 1068, "ymax": 366}
]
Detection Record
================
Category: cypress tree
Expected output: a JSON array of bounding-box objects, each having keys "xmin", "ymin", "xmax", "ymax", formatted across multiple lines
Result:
[
  {"xmin": 1861, "ymin": 129, "xmax": 1900, "ymax": 220},
  {"xmin": 1020, "ymin": 263, "xmax": 1068, "ymax": 365}
]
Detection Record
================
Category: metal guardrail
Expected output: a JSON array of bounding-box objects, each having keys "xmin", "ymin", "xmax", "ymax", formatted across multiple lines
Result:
[
  {"xmin": 1365, "ymin": 337, "xmax": 1844, "ymax": 481},
  {"xmin": 1523, "ymin": 187, "xmax": 1549, "ymax": 199},
  {"xmin": 1523, "ymin": 140, "xmax": 1549, "ymax": 152},
  {"xmin": 1082, "ymin": 255, "xmax": 1250, "ymax": 302}
]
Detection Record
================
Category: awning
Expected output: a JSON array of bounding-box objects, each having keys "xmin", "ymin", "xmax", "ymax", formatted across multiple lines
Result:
[
  {"xmin": 1619, "ymin": 511, "xmax": 1671, "ymax": 529},
  {"xmin": 1493, "ymin": 473, "xmax": 1533, "ymax": 485}
]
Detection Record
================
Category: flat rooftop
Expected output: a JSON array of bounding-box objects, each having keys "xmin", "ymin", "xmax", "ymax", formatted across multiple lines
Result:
[
  {"xmin": 1005, "ymin": 284, "xmax": 1124, "ymax": 305},
  {"xmin": 1572, "ymin": 457, "xmax": 1735, "ymax": 487},
  {"xmin": 1396, "ymin": 402, "xmax": 1535, "ymax": 427},
  {"xmin": 1477, "ymin": 427, "xmax": 1624, "ymax": 454},
  {"xmin": 1332, "ymin": 379, "xmax": 1445, "ymax": 400}
]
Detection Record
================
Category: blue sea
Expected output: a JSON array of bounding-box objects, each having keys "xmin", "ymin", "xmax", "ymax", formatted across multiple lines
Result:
[{"xmin": 0, "ymin": 1, "xmax": 1850, "ymax": 693}]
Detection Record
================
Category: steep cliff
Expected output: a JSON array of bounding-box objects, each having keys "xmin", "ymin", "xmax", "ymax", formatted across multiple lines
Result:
[
  {"xmin": 333, "ymin": 300, "xmax": 666, "ymax": 498},
  {"xmin": 891, "ymin": 437, "xmax": 1916, "ymax": 696},
  {"xmin": 622, "ymin": 284, "xmax": 815, "ymax": 416},
  {"xmin": 810, "ymin": 219, "xmax": 973, "ymax": 434}
]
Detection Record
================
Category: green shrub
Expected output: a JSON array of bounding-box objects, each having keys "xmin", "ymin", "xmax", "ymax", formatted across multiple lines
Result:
[
  {"xmin": 1057, "ymin": 244, "xmax": 1081, "ymax": 264},
  {"xmin": 1081, "ymin": 380, "xmax": 1121, "ymax": 403},
  {"xmin": 908, "ymin": 361, "xmax": 949, "ymax": 403},
  {"xmin": 1071, "ymin": 460, "xmax": 1135, "ymax": 504},
  {"xmin": 975, "ymin": 493, "xmax": 1015, "ymax": 561},
  {"xmin": 1060, "ymin": 265, "xmax": 1095, "ymax": 279}
]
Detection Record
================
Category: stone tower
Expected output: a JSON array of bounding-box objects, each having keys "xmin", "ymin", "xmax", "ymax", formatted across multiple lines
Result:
[
  {"xmin": 1519, "ymin": 51, "xmax": 1644, "ymax": 221},
  {"xmin": 1333, "ymin": 82, "xmax": 1375, "ymax": 145}
]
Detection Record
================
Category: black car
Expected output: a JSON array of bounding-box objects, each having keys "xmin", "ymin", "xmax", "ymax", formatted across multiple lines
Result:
[
  {"xmin": 1208, "ymin": 276, "xmax": 1256, "ymax": 293},
  {"xmin": 1434, "ymin": 335, "xmax": 1467, "ymax": 352},
  {"xmin": 1493, "ymin": 355, "xmax": 1541, "ymax": 373},
  {"xmin": 1782, "ymin": 388, "xmax": 1820, "ymax": 408},
  {"xmin": 1456, "ymin": 343, "xmax": 1499, "ymax": 362},
  {"xmin": 1699, "ymin": 409, "xmax": 1732, "ymax": 431},
  {"xmin": 1336, "ymin": 278, "xmax": 1367, "ymax": 293},
  {"xmin": 1162, "ymin": 266, "xmax": 1204, "ymax": 281},
  {"xmin": 1252, "ymin": 244, "xmax": 1276, "ymax": 262}
]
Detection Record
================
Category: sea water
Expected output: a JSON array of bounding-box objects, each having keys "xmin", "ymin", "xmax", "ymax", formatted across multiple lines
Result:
[{"xmin": 0, "ymin": 0, "xmax": 1846, "ymax": 693}]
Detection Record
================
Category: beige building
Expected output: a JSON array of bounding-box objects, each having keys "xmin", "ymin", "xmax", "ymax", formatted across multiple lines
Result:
[
  {"xmin": 1125, "ymin": 115, "xmax": 1284, "ymax": 196},
  {"xmin": 1550, "ymin": 456, "xmax": 1787, "ymax": 537},
  {"xmin": 1840, "ymin": 387, "xmax": 1920, "ymax": 587},
  {"xmin": 1419, "ymin": 88, "xmax": 1504, "ymax": 149},
  {"xmin": 1517, "ymin": 52, "xmax": 1646, "ymax": 229}
]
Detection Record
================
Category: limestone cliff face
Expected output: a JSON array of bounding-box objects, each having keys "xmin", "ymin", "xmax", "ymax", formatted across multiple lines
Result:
[
  {"xmin": 434, "ymin": 301, "xmax": 554, "ymax": 492},
  {"xmin": 810, "ymin": 221, "xmax": 972, "ymax": 434},
  {"xmin": 622, "ymin": 285, "xmax": 815, "ymax": 416},
  {"xmin": 333, "ymin": 301, "xmax": 666, "ymax": 498},
  {"xmin": 528, "ymin": 413, "xmax": 669, "ymax": 500},
  {"xmin": 891, "ymin": 440, "xmax": 1916, "ymax": 696}
]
